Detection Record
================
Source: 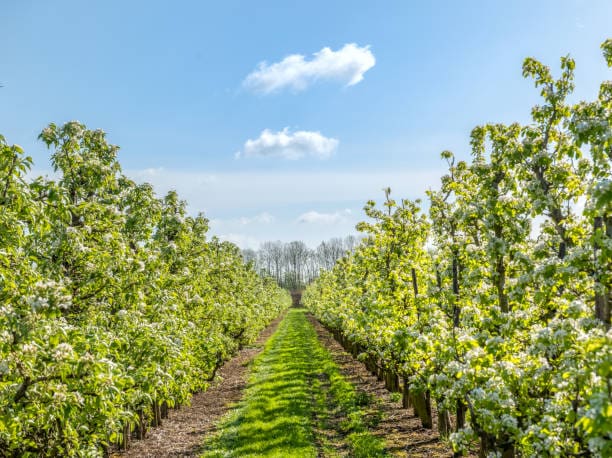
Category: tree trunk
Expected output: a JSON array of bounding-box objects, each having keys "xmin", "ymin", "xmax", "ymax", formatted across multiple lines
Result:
[
  {"xmin": 371, "ymin": 357, "xmax": 377, "ymax": 376},
  {"xmin": 384, "ymin": 370, "xmax": 400, "ymax": 392},
  {"xmin": 402, "ymin": 378, "xmax": 412, "ymax": 409},
  {"xmin": 161, "ymin": 401, "xmax": 169, "ymax": 420},
  {"xmin": 412, "ymin": 390, "xmax": 433, "ymax": 429},
  {"xmin": 452, "ymin": 257, "xmax": 460, "ymax": 326},
  {"xmin": 392, "ymin": 373, "xmax": 400, "ymax": 392},
  {"xmin": 456, "ymin": 399, "xmax": 466, "ymax": 430},
  {"xmin": 495, "ymin": 255, "xmax": 509, "ymax": 313},
  {"xmin": 135, "ymin": 409, "xmax": 146, "ymax": 440},
  {"xmin": 384, "ymin": 370, "xmax": 393, "ymax": 391},
  {"xmin": 478, "ymin": 434, "xmax": 514, "ymax": 458},
  {"xmin": 452, "ymin": 256, "xmax": 465, "ymax": 457},
  {"xmin": 120, "ymin": 422, "xmax": 130, "ymax": 450},
  {"xmin": 478, "ymin": 433, "xmax": 495, "ymax": 458},
  {"xmin": 152, "ymin": 400, "xmax": 162, "ymax": 427},
  {"xmin": 412, "ymin": 267, "xmax": 420, "ymax": 318},
  {"xmin": 377, "ymin": 361, "xmax": 384, "ymax": 382},
  {"xmin": 438, "ymin": 405, "xmax": 452, "ymax": 438},
  {"xmin": 594, "ymin": 216, "xmax": 612, "ymax": 327}
]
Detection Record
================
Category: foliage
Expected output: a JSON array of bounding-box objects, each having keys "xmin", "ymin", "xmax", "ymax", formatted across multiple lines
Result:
[
  {"xmin": 0, "ymin": 124, "xmax": 290, "ymax": 456},
  {"xmin": 304, "ymin": 40, "xmax": 612, "ymax": 458}
]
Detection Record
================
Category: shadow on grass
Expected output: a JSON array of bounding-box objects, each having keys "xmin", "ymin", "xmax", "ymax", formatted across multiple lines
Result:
[
  {"xmin": 201, "ymin": 309, "xmax": 320, "ymax": 457},
  {"xmin": 201, "ymin": 308, "xmax": 386, "ymax": 458}
]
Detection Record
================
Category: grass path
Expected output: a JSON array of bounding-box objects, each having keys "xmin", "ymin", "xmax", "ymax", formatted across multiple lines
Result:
[{"xmin": 201, "ymin": 308, "xmax": 386, "ymax": 458}]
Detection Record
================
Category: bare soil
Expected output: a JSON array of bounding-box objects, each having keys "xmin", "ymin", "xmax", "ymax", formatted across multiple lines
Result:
[
  {"xmin": 307, "ymin": 313, "xmax": 475, "ymax": 457},
  {"xmin": 113, "ymin": 309, "xmax": 475, "ymax": 457},
  {"xmin": 112, "ymin": 312, "xmax": 285, "ymax": 458}
]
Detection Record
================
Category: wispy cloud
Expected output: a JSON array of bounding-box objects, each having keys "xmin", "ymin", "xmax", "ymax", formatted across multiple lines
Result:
[
  {"xmin": 211, "ymin": 212, "xmax": 275, "ymax": 226},
  {"xmin": 238, "ymin": 212, "xmax": 274, "ymax": 225},
  {"xmin": 236, "ymin": 128, "xmax": 338, "ymax": 160},
  {"xmin": 243, "ymin": 43, "xmax": 375, "ymax": 94},
  {"xmin": 216, "ymin": 233, "xmax": 263, "ymax": 250},
  {"xmin": 127, "ymin": 168, "xmax": 442, "ymax": 215},
  {"xmin": 297, "ymin": 209, "xmax": 352, "ymax": 224}
]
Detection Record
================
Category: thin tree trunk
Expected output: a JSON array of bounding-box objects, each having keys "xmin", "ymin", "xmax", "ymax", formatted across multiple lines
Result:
[
  {"xmin": 456, "ymin": 400, "xmax": 466, "ymax": 430},
  {"xmin": 438, "ymin": 404, "xmax": 452, "ymax": 438},
  {"xmin": 161, "ymin": 401, "xmax": 169, "ymax": 420},
  {"xmin": 120, "ymin": 422, "xmax": 130, "ymax": 450},
  {"xmin": 402, "ymin": 378, "xmax": 412, "ymax": 409},
  {"xmin": 412, "ymin": 390, "xmax": 433, "ymax": 429},
  {"xmin": 594, "ymin": 216, "xmax": 612, "ymax": 327},
  {"xmin": 135, "ymin": 409, "xmax": 146, "ymax": 440}
]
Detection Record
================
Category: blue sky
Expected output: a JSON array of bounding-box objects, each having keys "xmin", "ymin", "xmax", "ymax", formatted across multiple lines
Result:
[{"xmin": 2, "ymin": 0, "xmax": 611, "ymax": 248}]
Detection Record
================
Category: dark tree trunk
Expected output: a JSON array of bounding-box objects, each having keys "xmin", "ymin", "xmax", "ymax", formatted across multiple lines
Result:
[
  {"xmin": 594, "ymin": 216, "xmax": 612, "ymax": 327},
  {"xmin": 377, "ymin": 361, "xmax": 384, "ymax": 382},
  {"xmin": 456, "ymin": 400, "xmax": 466, "ymax": 430},
  {"xmin": 402, "ymin": 378, "xmax": 412, "ymax": 409},
  {"xmin": 438, "ymin": 404, "xmax": 452, "ymax": 438},
  {"xmin": 161, "ymin": 401, "xmax": 169, "ymax": 419},
  {"xmin": 119, "ymin": 422, "xmax": 130, "ymax": 450},
  {"xmin": 412, "ymin": 390, "xmax": 433, "ymax": 429},
  {"xmin": 135, "ymin": 409, "xmax": 146, "ymax": 440}
]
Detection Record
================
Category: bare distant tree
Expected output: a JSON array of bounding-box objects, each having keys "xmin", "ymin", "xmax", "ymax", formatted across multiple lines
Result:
[
  {"xmin": 241, "ymin": 248, "xmax": 257, "ymax": 264},
  {"xmin": 283, "ymin": 241, "xmax": 310, "ymax": 288},
  {"xmin": 303, "ymin": 250, "xmax": 319, "ymax": 284},
  {"xmin": 258, "ymin": 242, "xmax": 273, "ymax": 278},
  {"xmin": 343, "ymin": 235, "xmax": 359, "ymax": 253},
  {"xmin": 258, "ymin": 241, "xmax": 285, "ymax": 284},
  {"xmin": 250, "ymin": 235, "xmax": 361, "ymax": 289},
  {"xmin": 316, "ymin": 237, "xmax": 346, "ymax": 270}
]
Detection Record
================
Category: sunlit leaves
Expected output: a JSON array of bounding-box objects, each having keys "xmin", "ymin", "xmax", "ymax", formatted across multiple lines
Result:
[
  {"xmin": 0, "ymin": 122, "xmax": 290, "ymax": 456},
  {"xmin": 304, "ymin": 39, "xmax": 612, "ymax": 458}
]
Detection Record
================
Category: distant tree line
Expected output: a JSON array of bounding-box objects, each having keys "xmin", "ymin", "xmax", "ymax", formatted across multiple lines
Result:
[{"xmin": 242, "ymin": 236, "xmax": 359, "ymax": 290}]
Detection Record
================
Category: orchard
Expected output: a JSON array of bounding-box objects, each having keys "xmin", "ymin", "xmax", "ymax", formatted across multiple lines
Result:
[
  {"xmin": 0, "ymin": 122, "xmax": 290, "ymax": 456},
  {"xmin": 1, "ymin": 35, "xmax": 611, "ymax": 458},
  {"xmin": 303, "ymin": 40, "xmax": 612, "ymax": 457}
]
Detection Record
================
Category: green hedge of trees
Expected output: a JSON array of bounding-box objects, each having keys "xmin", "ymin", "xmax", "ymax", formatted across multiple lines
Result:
[
  {"xmin": 0, "ymin": 122, "xmax": 290, "ymax": 456},
  {"xmin": 304, "ymin": 40, "xmax": 612, "ymax": 458}
]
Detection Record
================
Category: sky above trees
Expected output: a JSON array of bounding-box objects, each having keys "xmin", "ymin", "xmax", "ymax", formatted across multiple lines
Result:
[{"xmin": 2, "ymin": 0, "xmax": 612, "ymax": 248}]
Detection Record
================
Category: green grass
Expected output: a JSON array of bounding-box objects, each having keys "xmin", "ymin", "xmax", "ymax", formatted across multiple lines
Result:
[{"xmin": 201, "ymin": 308, "xmax": 386, "ymax": 458}]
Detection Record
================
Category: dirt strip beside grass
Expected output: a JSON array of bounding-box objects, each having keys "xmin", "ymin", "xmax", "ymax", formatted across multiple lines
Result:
[
  {"xmin": 201, "ymin": 307, "xmax": 385, "ymax": 458},
  {"xmin": 307, "ymin": 314, "xmax": 475, "ymax": 457},
  {"xmin": 114, "ymin": 312, "xmax": 286, "ymax": 458}
]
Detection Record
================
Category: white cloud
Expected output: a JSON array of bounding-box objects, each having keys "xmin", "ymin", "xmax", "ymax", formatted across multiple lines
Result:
[
  {"xmin": 236, "ymin": 128, "xmax": 338, "ymax": 160},
  {"xmin": 208, "ymin": 213, "xmax": 277, "ymax": 250},
  {"xmin": 217, "ymin": 233, "xmax": 262, "ymax": 250},
  {"xmin": 127, "ymin": 168, "xmax": 442, "ymax": 216},
  {"xmin": 211, "ymin": 212, "xmax": 275, "ymax": 227},
  {"xmin": 238, "ymin": 212, "xmax": 274, "ymax": 225},
  {"xmin": 243, "ymin": 43, "xmax": 375, "ymax": 94},
  {"xmin": 297, "ymin": 209, "xmax": 352, "ymax": 224}
]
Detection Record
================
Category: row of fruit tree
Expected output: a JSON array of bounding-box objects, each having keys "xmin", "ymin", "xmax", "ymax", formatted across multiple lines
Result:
[
  {"xmin": 0, "ymin": 121, "xmax": 291, "ymax": 456},
  {"xmin": 304, "ymin": 40, "xmax": 612, "ymax": 457}
]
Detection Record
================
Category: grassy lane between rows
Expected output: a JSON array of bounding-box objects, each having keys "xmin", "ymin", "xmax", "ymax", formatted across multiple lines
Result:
[{"xmin": 201, "ymin": 307, "xmax": 386, "ymax": 458}]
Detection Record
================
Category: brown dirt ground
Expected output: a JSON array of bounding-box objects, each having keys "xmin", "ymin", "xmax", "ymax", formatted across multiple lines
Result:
[
  {"xmin": 112, "ymin": 309, "xmax": 475, "ymax": 458},
  {"xmin": 112, "ymin": 312, "xmax": 286, "ymax": 458},
  {"xmin": 307, "ymin": 314, "xmax": 477, "ymax": 458}
]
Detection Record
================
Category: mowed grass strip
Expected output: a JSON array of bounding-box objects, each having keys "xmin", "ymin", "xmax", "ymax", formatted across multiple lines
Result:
[{"xmin": 201, "ymin": 308, "xmax": 386, "ymax": 458}]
